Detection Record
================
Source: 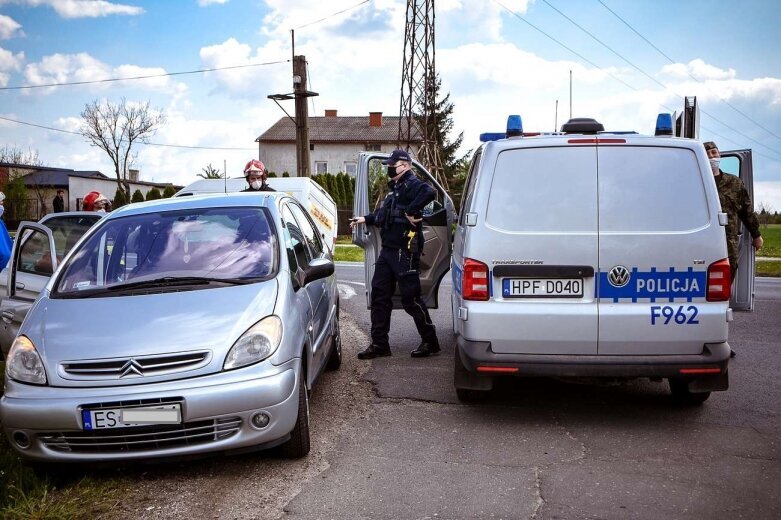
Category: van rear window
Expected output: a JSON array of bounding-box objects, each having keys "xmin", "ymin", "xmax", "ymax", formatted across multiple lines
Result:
[
  {"xmin": 598, "ymin": 147, "xmax": 709, "ymax": 232},
  {"xmin": 486, "ymin": 147, "xmax": 597, "ymax": 232}
]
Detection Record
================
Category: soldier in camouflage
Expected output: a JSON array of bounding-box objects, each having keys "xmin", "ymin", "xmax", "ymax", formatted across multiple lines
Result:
[{"xmin": 704, "ymin": 141, "xmax": 763, "ymax": 279}]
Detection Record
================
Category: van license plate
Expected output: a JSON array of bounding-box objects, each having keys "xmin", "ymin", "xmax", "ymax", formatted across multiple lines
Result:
[
  {"xmin": 502, "ymin": 278, "xmax": 583, "ymax": 298},
  {"xmin": 81, "ymin": 404, "xmax": 181, "ymax": 430}
]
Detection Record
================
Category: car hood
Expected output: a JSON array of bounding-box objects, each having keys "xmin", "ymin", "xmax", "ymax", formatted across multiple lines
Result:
[{"xmin": 25, "ymin": 281, "xmax": 278, "ymax": 387}]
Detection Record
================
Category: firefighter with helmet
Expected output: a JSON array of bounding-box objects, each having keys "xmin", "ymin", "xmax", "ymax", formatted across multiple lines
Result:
[{"xmin": 243, "ymin": 159, "xmax": 275, "ymax": 192}]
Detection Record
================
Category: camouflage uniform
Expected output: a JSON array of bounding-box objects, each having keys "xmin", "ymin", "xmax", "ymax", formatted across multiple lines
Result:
[{"xmin": 714, "ymin": 171, "xmax": 761, "ymax": 275}]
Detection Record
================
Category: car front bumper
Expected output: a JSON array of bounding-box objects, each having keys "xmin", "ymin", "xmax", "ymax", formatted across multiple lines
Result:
[{"xmin": 0, "ymin": 359, "xmax": 301, "ymax": 463}]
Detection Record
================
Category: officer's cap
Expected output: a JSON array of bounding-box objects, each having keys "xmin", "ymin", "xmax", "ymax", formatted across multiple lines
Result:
[{"xmin": 382, "ymin": 149, "xmax": 412, "ymax": 165}]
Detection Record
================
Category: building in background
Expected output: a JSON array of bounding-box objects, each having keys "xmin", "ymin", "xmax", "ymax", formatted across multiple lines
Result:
[{"xmin": 255, "ymin": 111, "xmax": 423, "ymax": 177}]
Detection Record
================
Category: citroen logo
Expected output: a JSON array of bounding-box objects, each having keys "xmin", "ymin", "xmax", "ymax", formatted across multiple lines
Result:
[
  {"xmin": 119, "ymin": 359, "xmax": 144, "ymax": 378},
  {"xmin": 608, "ymin": 265, "xmax": 630, "ymax": 288}
]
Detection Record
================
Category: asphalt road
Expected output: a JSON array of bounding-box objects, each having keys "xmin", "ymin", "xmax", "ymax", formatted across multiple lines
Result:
[{"xmin": 111, "ymin": 267, "xmax": 781, "ymax": 519}]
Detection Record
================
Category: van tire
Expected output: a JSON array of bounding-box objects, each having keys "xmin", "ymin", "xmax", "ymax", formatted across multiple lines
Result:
[
  {"xmin": 668, "ymin": 378, "xmax": 711, "ymax": 406},
  {"xmin": 326, "ymin": 316, "xmax": 342, "ymax": 371},
  {"xmin": 279, "ymin": 367, "xmax": 311, "ymax": 458}
]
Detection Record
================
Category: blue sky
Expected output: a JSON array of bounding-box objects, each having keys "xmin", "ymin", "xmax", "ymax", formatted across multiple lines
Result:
[{"xmin": 1, "ymin": 0, "xmax": 780, "ymax": 209}]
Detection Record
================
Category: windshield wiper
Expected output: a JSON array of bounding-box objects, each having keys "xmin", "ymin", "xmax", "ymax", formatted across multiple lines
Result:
[{"xmin": 106, "ymin": 276, "xmax": 245, "ymax": 291}]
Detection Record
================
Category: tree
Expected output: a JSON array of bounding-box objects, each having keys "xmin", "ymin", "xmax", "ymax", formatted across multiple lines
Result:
[
  {"xmin": 131, "ymin": 189, "xmax": 145, "ymax": 203},
  {"xmin": 80, "ymin": 98, "xmax": 165, "ymax": 201},
  {"xmin": 198, "ymin": 163, "xmax": 223, "ymax": 179},
  {"xmin": 3, "ymin": 175, "xmax": 30, "ymax": 223},
  {"xmin": 113, "ymin": 187, "xmax": 127, "ymax": 209},
  {"xmin": 146, "ymin": 187, "xmax": 162, "ymax": 201},
  {"xmin": 162, "ymin": 185, "xmax": 177, "ymax": 198},
  {"xmin": 0, "ymin": 145, "xmax": 44, "ymax": 166}
]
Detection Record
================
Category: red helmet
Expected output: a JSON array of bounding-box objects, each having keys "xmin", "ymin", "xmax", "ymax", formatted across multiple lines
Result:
[
  {"xmin": 243, "ymin": 159, "xmax": 266, "ymax": 176},
  {"xmin": 83, "ymin": 191, "xmax": 109, "ymax": 211}
]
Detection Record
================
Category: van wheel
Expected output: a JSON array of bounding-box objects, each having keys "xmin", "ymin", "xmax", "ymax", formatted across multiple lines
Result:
[
  {"xmin": 279, "ymin": 368, "xmax": 311, "ymax": 458},
  {"xmin": 668, "ymin": 378, "xmax": 711, "ymax": 406},
  {"xmin": 326, "ymin": 316, "xmax": 342, "ymax": 371},
  {"xmin": 454, "ymin": 350, "xmax": 491, "ymax": 402}
]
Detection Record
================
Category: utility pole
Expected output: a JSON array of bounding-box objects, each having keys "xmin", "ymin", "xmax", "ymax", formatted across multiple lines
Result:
[{"xmin": 293, "ymin": 56, "xmax": 312, "ymax": 177}]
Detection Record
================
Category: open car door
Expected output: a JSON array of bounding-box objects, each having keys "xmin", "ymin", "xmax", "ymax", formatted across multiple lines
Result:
[
  {"xmin": 719, "ymin": 149, "xmax": 755, "ymax": 311},
  {"xmin": 353, "ymin": 152, "xmax": 456, "ymax": 309},
  {"xmin": 0, "ymin": 222, "xmax": 57, "ymax": 357}
]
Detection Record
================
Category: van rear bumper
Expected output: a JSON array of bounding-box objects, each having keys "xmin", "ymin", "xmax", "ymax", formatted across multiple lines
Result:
[{"xmin": 457, "ymin": 336, "xmax": 730, "ymax": 379}]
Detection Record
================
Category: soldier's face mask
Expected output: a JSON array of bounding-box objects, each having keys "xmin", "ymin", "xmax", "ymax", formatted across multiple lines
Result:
[{"xmin": 709, "ymin": 158, "xmax": 721, "ymax": 172}]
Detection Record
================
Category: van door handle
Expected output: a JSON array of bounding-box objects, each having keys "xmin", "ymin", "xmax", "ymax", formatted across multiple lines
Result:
[{"xmin": 14, "ymin": 282, "xmax": 24, "ymax": 290}]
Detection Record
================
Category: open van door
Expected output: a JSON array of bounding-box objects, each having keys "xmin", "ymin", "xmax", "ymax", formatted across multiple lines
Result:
[
  {"xmin": 353, "ymin": 152, "xmax": 456, "ymax": 309},
  {"xmin": 719, "ymin": 149, "xmax": 755, "ymax": 311}
]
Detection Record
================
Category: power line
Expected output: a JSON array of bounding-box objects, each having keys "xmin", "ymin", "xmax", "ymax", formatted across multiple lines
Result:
[
  {"xmin": 0, "ymin": 59, "xmax": 290, "ymax": 91},
  {"xmin": 0, "ymin": 115, "xmax": 255, "ymax": 151},
  {"xmin": 294, "ymin": 0, "xmax": 371, "ymax": 30},
  {"xmin": 597, "ymin": 0, "xmax": 781, "ymax": 146}
]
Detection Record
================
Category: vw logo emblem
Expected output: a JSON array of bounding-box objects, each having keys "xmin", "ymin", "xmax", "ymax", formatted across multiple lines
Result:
[{"xmin": 608, "ymin": 265, "xmax": 630, "ymax": 288}]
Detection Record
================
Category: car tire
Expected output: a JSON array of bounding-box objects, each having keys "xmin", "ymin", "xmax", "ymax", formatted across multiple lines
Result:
[
  {"xmin": 668, "ymin": 378, "xmax": 711, "ymax": 406},
  {"xmin": 326, "ymin": 315, "xmax": 342, "ymax": 371},
  {"xmin": 279, "ymin": 367, "xmax": 311, "ymax": 458}
]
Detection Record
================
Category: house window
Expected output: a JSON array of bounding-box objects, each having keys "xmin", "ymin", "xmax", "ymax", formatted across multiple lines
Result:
[
  {"xmin": 344, "ymin": 162, "xmax": 357, "ymax": 176},
  {"xmin": 365, "ymin": 144, "xmax": 381, "ymax": 151},
  {"xmin": 315, "ymin": 161, "xmax": 328, "ymax": 174}
]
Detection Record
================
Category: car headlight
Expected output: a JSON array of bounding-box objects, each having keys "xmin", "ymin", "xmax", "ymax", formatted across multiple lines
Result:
[
  {"xmin": 223, "ymin": 316, "xmax": 283, "ymax": 370},
  {"xmin": 6, "ymin": 336, "xmax": 48, "ymax": 385}
]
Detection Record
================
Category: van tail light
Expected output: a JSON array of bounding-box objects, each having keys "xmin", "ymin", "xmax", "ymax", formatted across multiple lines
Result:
[
  {"xmin": 706, "ymin": 259, "xmax": 731, "ymax": 301},
  {"xmin": 463, "ymin": 258, "xmax": 489, "ymax": 301}
]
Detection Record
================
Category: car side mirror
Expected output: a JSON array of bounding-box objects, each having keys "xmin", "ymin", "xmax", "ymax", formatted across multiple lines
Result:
[{"xmin": 303, "ymin": 257, "xmax": 334, "ymax": 285}]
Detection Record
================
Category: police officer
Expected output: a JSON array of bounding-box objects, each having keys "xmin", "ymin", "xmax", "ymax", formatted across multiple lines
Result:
[
  {"xmin": 350, "ymin": 149, "xmax": 440, "ymax": 359},
  {"xmin": 242, "ymin": 159, "xmax": 275, "ymax": 192}
]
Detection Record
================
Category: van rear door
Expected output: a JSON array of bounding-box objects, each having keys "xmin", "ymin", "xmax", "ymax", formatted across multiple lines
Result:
[
  {"xmin": 719, "ymin": 149, "xmax": 755, "ymax": 311},
  {"xmin": 353, "ymin": 153, "xmax": 455, "ymax": 309},
  {"xmin": 596, "ymin": 144, "xmax": 725, "ymax": 355}
]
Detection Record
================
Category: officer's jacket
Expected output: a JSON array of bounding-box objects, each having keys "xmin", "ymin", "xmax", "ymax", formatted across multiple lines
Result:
[
  {"xmin": 242, "ymin": 183, "xmax": 275, "ymax": 192},
  {"xmin": 364, "ymin": 170, "xmax": 435, "ymax": 250}
]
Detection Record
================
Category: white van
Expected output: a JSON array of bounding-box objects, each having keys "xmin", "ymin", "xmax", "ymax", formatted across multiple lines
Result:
[
  {"xmin": 449, "ymin": 115, "xmax": 755, "ymax": 405},
  {"xmin": 176, "ymin": 177, "xmax": 338, "ymax": 249}
]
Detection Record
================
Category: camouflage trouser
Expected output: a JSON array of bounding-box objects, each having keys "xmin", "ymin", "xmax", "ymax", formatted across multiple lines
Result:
[{"xmin": 727, "ymin": 235, "xmax": 739, "ymax": 281}]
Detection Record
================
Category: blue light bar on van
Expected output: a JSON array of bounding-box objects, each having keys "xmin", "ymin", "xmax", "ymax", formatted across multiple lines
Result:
[
  {"xmin": 507, "ymin": 115, "xmax": 523, "ymax": 136},
  {"xmin": 479, "ymin": 132, "xmax": 506, "ymax": 142},
  {"xmin": 655, "ymin": 113, "xmax": 673, "ymax": 136}
]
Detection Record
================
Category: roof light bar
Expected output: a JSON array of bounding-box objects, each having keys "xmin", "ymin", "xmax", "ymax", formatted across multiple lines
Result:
[
  {"xmin": 655, "ymin": 113, "xmax": 673, "ymax": 136},
  {"xmin": 506, "ymin": 115, "xmax": 523, "ymax": 137}
]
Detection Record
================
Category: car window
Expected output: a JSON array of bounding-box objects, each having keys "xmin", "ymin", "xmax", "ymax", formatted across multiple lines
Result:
[
  {"xmin": 54, "ymin": 207, "xmax": 276, "ymax": 296},
  {"xmin": 459, "ymin": 150, "xmax": 482, "ymax": 224},
  {"xmin": 41, "ymin": 215, "xmax": 101, "ymax": 257},
  {"xmin": 282, "ymin": 204, "xmax": 311, "ymax": 268},
  {"xmin": 16, "ymin": 228, "xmax": 54, "ymax": 276},
  {"xmin": 287, "ymin": 202, "xmax": 323, "ymax": 257}
]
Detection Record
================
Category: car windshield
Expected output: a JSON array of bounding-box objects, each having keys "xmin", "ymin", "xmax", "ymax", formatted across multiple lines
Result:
[{"xmin": 54, "ymin": 207, "xmax": 276, "ymax": 296}]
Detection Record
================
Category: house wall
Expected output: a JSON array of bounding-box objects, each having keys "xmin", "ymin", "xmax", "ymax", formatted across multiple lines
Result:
[
  {"xmin": 259, "ymin": 142, "xmax": 403, "ymax": 177},
  {"xmin": 67, "ymin": 178, "xmax": 165, "ymax": 210}
]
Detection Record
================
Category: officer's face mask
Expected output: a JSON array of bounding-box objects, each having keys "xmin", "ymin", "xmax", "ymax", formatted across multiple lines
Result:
[
  {"xmin": 250, "ymin": 180, "xmax": 263, "ymax": 190},
  {"xmin": 709, "ymin": 158, "xmax": 721, "ymax": 172}
]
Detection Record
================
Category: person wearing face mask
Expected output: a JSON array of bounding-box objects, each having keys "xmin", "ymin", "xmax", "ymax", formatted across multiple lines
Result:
[
  {"xmin": 349, "ymin": 149, "xmax": 440, "ymax": 359},
  {"xmin": 0, "ymin": 192, "xmax": 13, "ymax": 268},
  {"xmin": 82, "ymin": 191, "xmax": 111, "ymax": 213},
  {"xmin": 242, "ymin": 159, "xmax": 275, "ymax": 192}
]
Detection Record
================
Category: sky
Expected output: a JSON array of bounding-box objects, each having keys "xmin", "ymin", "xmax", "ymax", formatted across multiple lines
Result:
[{"xmin": 0, "ymin": 0, "xmax": 780, "ymax": 209}]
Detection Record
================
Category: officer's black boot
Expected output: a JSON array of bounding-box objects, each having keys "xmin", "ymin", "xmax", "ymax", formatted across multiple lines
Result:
[
  {"xmin": 411, "ymin": 341, "xmax": 440, "ymax": 358},
  {"xmin": 358, "ymin": 344, "xmax": 392, "ymax": 360}
]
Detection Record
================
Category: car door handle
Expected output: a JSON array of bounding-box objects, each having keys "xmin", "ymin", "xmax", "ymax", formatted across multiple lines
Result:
[
  {"xmin": 15, "ymin": 282, "xmax": 24, "ymax": 290},
  {"xmin": 2, "ymin": 310, "xmax": 13, "ymax": 322}
]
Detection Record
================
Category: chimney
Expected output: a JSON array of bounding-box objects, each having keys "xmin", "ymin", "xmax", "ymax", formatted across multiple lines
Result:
[
  {"xmin": 128, "ymin": 169, "xmax": 140, "ymax": 182},
  {"xmin": 369, "ymin": 112, "xmax": 383, "ymax": 127},
  {"xmin": 325, "ymin": 109, "xmax": 337, "ymax": 117}
]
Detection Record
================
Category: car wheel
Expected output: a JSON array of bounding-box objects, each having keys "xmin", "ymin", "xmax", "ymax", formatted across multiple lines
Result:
[
  {"xmin": 279, "ymin": 367, "xmax": 311, "ymax": 458},
  {"xmin": 668, "ymin": 378, "xmax": 711, "ymax": 406},
  {"xmin": 326, "ymin": 315, "xmax": 342, "ymax": 371}
]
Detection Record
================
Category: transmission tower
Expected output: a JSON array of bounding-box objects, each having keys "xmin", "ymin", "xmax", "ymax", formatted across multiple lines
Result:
[{"xmin": 398, "ymin": 0, "xmax": 447, "ymax": 189}]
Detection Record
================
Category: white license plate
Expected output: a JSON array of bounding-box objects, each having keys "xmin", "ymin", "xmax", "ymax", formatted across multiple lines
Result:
[
  {"xmin": 81, "ymin": 403, "xmax": 182, "ymax": 430},
  {"xmin": 502, "ymin": 278, "xmax": 584, "ymax": 298}
]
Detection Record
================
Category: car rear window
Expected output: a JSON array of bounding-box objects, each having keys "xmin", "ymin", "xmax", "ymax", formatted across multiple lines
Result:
[
  {"xmin": 54, "ymin": 207, "xmax": 276, "ymax": 295},
  {"xmin": 485, "ymin": 146, "xmax": 598, "ymax": 232},
  {"xmin": 598, "ymin": 146, "xmax": 709, "ymax": 232}
]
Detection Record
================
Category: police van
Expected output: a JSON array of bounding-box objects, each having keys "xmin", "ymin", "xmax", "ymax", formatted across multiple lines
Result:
[{"xmin": 450, "ymin": 115, "xmax": 756, "ymax": 405}]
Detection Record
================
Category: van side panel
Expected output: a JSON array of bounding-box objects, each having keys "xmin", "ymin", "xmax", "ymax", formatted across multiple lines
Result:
[
  {"xmin": 461, "ymin": 146, "xmax": 599, "ymax": 355},
  {"xmin": 596, "ymin": 146, "xmax": 728, "ymax": 355}
]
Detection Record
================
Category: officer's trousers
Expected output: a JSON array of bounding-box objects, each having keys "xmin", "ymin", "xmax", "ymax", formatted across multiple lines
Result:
[{"xmin": 370, "ymin": 247, "xmax": 437, "ymax": 350}]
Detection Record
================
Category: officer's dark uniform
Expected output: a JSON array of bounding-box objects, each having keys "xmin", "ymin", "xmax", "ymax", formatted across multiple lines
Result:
[{"xmin": 361, "ymin": 167, "xmax": 439, "ymax": 357}]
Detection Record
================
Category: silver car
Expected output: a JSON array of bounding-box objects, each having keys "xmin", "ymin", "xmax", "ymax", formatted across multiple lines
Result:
[
  {"xmin": 1, "ymin": 211, "xmax": 104, "ymax": 358},
  {"xmin": 0, "ymin": 192, "xmax": 341, "ymax": 462}
]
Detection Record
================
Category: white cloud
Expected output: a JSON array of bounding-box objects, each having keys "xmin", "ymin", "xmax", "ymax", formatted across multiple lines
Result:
[
  {"xmin": 755, "ymin": 182, "xmax": 781, "ymax": 212},
  {"xmin": 0, "ymin": 14, "xmax": 24, "ymax": 39},
  {"xmin": 1, "ymin": 0, "xmax": 143, "ymax": 18},
  {"xmin": 197, "ymin": 0, "xmax": 228, "ymax": 5},
  {"xmin": 0, "ymin": 46, "xmax": 24, "ymax": 87},
  {"xmin": 23, "ymin": 52, "xmax": 186, "ymax": 94},
  {"xmin": 660, "ymin": 59, "xmax": 736, "ymax": 82}
]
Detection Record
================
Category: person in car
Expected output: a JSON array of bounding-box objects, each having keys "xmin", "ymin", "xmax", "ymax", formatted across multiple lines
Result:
[
  {"xmin": 242, "ymin": 160, "xmax": 275, "ymax": 192},
  {"xmin": 82, "ymin": 191, "xmax": 111, "ymax": 212}
]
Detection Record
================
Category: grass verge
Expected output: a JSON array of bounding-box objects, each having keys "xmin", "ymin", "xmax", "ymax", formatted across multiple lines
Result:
[
  {"xmin": 756, "ymin": 260, "xmax": 781, "ymax": 277},
  {"xmin": 0, "ymin": 361, "xmax": 121, "ymax": 519},
  {"xmin": 334, "ymin": 245, "xmax": 364, "ymax": 262},
  {"xmin": 759, "ymin": 224, "xmax": 781, "ymax": 258}
]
